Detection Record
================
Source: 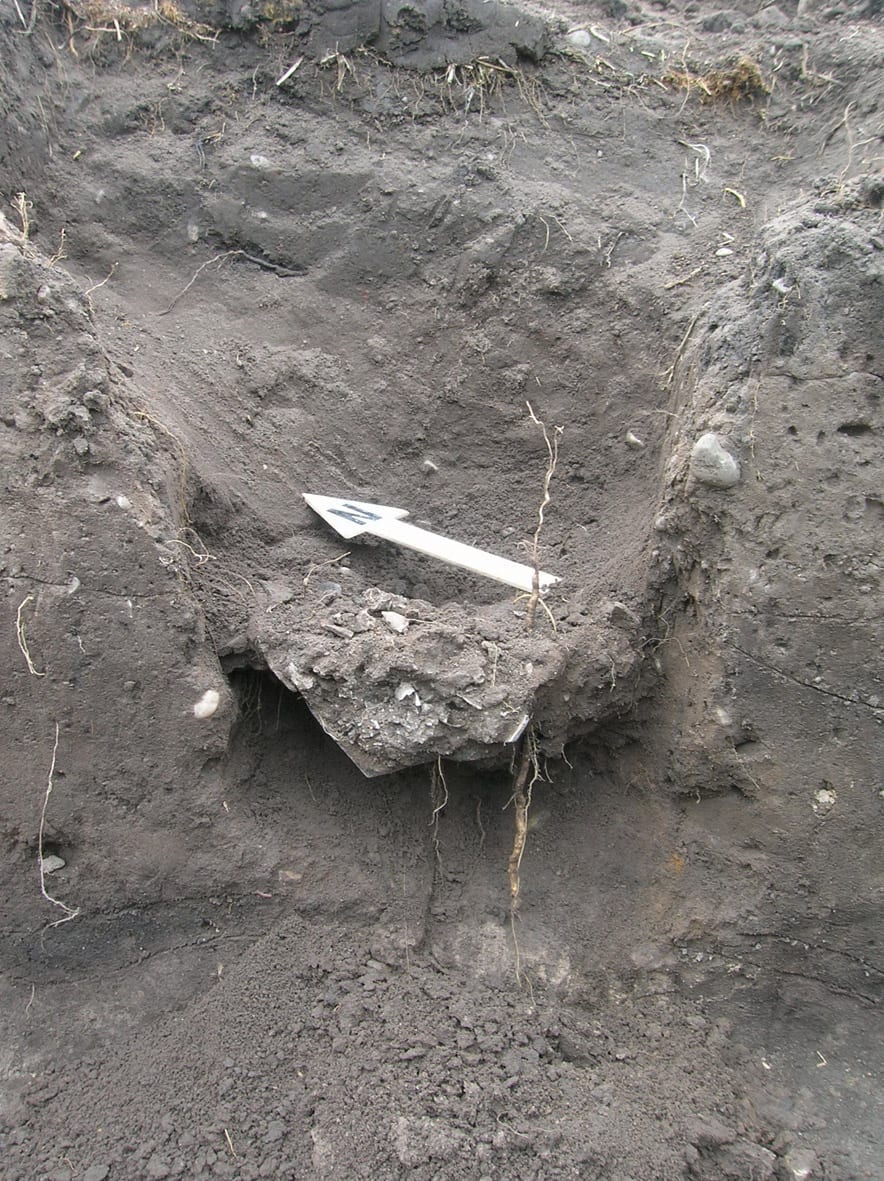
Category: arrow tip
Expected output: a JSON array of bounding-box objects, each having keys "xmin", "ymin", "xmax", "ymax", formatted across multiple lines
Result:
[{"xmin": 303, "ymin": 494, "xmax": 410, "ymax": 539}]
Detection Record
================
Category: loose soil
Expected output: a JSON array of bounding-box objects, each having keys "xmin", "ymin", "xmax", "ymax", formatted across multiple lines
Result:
[{"xmin": 1, "ymin": 1, "xmax": 882, "ymax": 1179}]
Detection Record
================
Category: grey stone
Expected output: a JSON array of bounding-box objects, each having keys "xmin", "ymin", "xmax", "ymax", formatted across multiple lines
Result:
[
  {"xmin": 690, "ymin": 432, "xmax": 741, "ymax": 488},
  {"xmin": 607, "ymin": 600, "xmax": 641, "ymax": 629}
]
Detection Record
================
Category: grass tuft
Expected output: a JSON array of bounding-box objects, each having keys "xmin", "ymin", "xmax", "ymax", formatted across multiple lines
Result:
[{"xmin": 663, "ymin": 55, "xmax": 769, "ymax": 103}]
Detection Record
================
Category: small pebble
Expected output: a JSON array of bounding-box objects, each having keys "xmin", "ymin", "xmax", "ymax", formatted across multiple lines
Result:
[
  {"xmin": 812, "ymin": 788, "xmax": 836, "ymax": 816},
  {"xmin": 193, "ymin": 689, "xmax": 221, "ymax": 719}
]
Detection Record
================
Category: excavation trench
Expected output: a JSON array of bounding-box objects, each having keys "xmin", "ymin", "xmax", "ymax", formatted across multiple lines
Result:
[{"xmin": 2, "ymin": 5, "xmax": 882, "ymax": 1179}]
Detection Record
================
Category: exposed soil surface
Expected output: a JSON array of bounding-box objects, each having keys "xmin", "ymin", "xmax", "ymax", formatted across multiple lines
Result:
[{"xmin": 1, "ymin": 1, "xmax": 882, "ymax": 1178}]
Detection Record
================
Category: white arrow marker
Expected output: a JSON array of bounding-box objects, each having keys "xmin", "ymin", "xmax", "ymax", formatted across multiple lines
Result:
[{"xmin": 303, "ymin": 494, "xmax": 560, "ymax": 594}]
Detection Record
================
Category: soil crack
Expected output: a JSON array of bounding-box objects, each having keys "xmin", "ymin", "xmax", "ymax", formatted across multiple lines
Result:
[{"xmin": 729, "ymin": 643, "xmax": 883, "ymax": 713}]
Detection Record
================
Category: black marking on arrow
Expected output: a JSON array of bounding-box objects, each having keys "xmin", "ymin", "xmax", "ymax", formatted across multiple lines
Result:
[{"xmin": 329, "ymin": 503, "xmax": 382, "ymax": 527}]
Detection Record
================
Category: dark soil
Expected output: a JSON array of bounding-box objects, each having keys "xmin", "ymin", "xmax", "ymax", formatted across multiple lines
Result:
[{"xmin": 1, "ymin": 1, "xmax": 882, "ymax": 1179}]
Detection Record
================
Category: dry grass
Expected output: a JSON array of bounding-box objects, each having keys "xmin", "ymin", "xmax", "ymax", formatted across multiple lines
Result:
[
  {"xmin": 440, "ymin": 57, "xmax": 546, "ymax": 120},
  {"xmin": 663, "ymin": 55, "xmax": 769, "ymax": 103},
  {"xmin": 12, "ymin": 0, "xmax": 38, "ymax": 33},
  {"xmin": 310, "ymin": 46, "xmax": 547, "ymax": 127},
  {"xmin": 319, "ymin": 49, "xmax": 357, "ymax": 92},
  {"xmin": 60, "ymin": 0, "xmax": 219, "ymax": 49}
]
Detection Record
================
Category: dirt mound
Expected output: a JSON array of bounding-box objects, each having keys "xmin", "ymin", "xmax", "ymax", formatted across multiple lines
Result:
[{"xmin": 1, "ymin": 1, "xmax": 882, "ymax": 1178}]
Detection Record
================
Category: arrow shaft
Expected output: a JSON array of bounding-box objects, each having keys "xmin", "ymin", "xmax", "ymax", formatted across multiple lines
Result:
[{"xmin": 368, "ymin": 517, "xmax": 557, "ymax": 594}]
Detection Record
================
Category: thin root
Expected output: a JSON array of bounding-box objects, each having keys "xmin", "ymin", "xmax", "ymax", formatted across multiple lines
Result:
[
  {"xmin": 303, "ymin": 550, "xmax": 351, "ymax": 588},
  {"xmin": 506, "ymin": 730, "xmax": 545, "ymax": 991},
  {"xmin": 506, "ymin": 730, "xmax": 541, "ymax": 914},
  {"xmin": 158, "ymin": 250, "xmax": 242, "ymax": 316},
  {"xmin": 661, "ymin": 311, "xmax": 701, "ymax": 389},
  {"xmin": 430, "ymin": 756, "xmax": 449, "ymax": 869},
  {"xmin": 16, "ymin": 595, "xmax": 45, "ymax": 677},
  {"xmin": 38, "ymin": 723, "xmax": 80, "ymax": 927},
  {"xmin": 524, "ymin": 402, "xmax": 563, "ymax": 631}
]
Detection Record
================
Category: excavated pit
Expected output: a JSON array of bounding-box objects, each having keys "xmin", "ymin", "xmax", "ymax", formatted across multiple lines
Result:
[{"xmin": 1, "ymin": 3, "xmax": 882, "ymax": 1179}]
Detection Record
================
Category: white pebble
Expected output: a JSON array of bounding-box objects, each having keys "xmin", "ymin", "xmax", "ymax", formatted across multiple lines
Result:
[
  {"xmin": 193, "ymin": 689, "xmax": 221, "ymax": 719},
  {"xmin": 382, "ymin": 611, "xmax": 409, "ymax": 634},
  {"xmin": 115, "ymin": 494, "xmax": 132, "ymax": 510},
  {"xmin": 41, "ymin": 854, "xmax": 66, "ymax": 874},
  {"xmin": 625, "ymin": 430, "xmax": 646, "ymax": 450},
  {"xmin": 812, "ymin": 788, "xmax": 836, "ymax": 816}
]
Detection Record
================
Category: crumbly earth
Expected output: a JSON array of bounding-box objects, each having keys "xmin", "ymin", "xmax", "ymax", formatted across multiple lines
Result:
[{"xmin": 0, "ymin": 1, "xmax": 882, "ymax": 1179}]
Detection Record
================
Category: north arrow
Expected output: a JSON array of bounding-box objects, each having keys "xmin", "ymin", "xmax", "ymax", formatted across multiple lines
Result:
[{"xmin": 303, "ymin": 494, "xmax": 560, "ymax": 594}]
